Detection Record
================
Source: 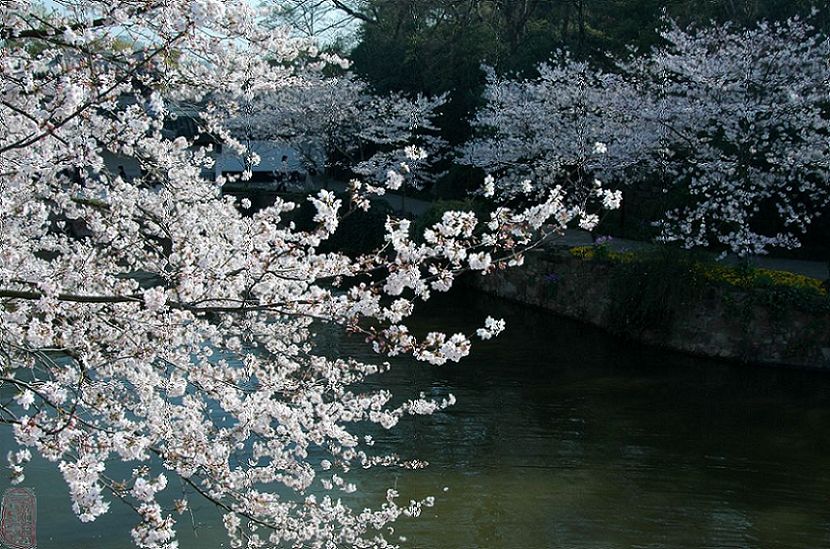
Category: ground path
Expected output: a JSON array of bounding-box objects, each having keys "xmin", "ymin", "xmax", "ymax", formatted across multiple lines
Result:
[
  {"xmin": 550, "ymin": 230, "xmax": 829, "ymax": 281},
  {"xmin": 318, "ymin": 176, "xmax": 829, "ymax": 281}
]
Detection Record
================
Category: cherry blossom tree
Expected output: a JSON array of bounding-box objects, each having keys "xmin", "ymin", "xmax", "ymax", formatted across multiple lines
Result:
[
  {"xmin": 221, "ymin": 70, "xmax": 448, "ymax": 190},
  {"xmin": 625, "ymin": 16, "xmax": 830, "ymax": 255},
  {"xmin": 0, "ymin": 2, "xmax": 612, "ymax": 548},
  {"xmin": 458, "ymin": 56, "xmax": 636, "ymax": 211},
  {"xmin": 463, "ymin": 17, "xmax": 830, "ymax": 255}
]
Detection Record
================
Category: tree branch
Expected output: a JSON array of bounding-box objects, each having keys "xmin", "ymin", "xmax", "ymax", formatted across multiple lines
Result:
[
  {"xmin": 0, "ymin": 288, "xmax": 142, "ymax": 304},
  {"xmin": 330, "ymin": 0, "xmax": 376, "ymax": 24}
]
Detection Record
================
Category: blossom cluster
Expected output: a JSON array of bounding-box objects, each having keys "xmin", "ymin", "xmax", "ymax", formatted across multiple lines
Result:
[
  {"xmin": 633, "ymin": 17, "xmax": 830, "ymax": 255},
  {"xmin": 460, "ymin": 57, "xmax": 641, "ymax": 204},
  {"xmin": 221, "ymin": 71, "xmax": 448, "ymax": 189}
]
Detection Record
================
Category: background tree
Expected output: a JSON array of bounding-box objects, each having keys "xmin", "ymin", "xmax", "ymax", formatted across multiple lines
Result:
[
  {"xmin": 286, "ymin": 0, "xmax": 828, "ymax": 141},
  {"xmin": 458, "ymin": 54, "xmax": 639, "ymax": 206},
  {"xmin": 624, "ymin": 16, "xmax": 830, "ymax": 255},
  {"xmin": 221, "ymin": 70, "xmax": 448, "ymax": 186},
  {"xmin": 459, "ymin": 15, "xmax": 830, "ymax": 255}
]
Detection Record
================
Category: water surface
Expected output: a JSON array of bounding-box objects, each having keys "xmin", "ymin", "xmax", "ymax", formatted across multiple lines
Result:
[{"xmin": 3, "ymin": 288, "xmax": 830, "ymax": 548}]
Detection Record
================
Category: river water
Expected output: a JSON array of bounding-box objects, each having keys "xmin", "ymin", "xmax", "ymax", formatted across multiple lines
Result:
[{"xmin": 3, "ymin": 288, "xmax": 830, "ymax": 548}]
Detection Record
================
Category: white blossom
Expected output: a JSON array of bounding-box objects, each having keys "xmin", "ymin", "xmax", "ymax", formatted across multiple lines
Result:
[
  {"xmin": 476, "ymin": 317, "xmax": 506, "ymax": 340},
  {"xmin": 625, "ymin": 17, "xmax": 830, "ymax": 254},
  {"xmin": 482, "ymin": 174, "xmax": 496, "ymax": 198},
  {"xmin": 142, "ymin": 288, "xmax": 167, "ymax": 312}
]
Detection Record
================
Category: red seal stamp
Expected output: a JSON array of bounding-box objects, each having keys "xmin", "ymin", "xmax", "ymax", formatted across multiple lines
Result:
[{"xmin": 0, "ymin": 487, "xmax": 36, "ymax": 549}]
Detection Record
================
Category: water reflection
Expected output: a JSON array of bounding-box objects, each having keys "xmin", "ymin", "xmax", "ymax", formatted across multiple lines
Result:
[{"xmin": 3, "ymin": 288, "xmax": 830, "ymax": 547}]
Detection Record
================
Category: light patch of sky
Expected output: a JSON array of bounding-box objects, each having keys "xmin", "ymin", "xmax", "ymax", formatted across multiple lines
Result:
[
  {"xmin": 35, "ymin": 0, "xmax": 359, "ymax": 51},
  {"xmin": 255, "ymin": 0, "xmax": 360, "ymax": 49}
]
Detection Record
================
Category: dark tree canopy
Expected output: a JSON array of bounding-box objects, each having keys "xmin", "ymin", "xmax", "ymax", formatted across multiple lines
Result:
[{"xmin": 341, "ymin": 0, "xmax": 827, "ymax": 146}]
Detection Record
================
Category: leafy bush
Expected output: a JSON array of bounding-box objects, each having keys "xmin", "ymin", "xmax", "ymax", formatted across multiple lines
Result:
[
  {"xmin": 571, "ymin": 244, "xmax": 830, "ymax": 328},
  {"xmin": 699, "ymin": 264, "xmax": 828, "ymax": 297},
  {"xmin": 603, "ymin": 247, "xmax": 706, "ymax": 335}
]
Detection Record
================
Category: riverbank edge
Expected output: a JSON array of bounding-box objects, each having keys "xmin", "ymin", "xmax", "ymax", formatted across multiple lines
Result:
[{"xmin": 465, "ymin": 249, "xmax": 830, "ymax": 369}]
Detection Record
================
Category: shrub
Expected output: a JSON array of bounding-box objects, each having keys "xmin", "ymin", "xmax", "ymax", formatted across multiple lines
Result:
[{"xmin": 603, "ymin": 247, "xmax": 706, "ymax": 335}]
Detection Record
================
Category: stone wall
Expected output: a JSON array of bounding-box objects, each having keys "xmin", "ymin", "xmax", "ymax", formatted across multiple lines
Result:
[{"xmin": 468, "ymin": 251, "xmax": 830, "ymax": 368}]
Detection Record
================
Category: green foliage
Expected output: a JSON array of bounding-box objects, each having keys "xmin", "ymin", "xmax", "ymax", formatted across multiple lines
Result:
[
  {"xmin": 569, "ymin": 244, "xmax": 635, "ymax": 262},
  {"xmin": 702, "ymin": 262, "xmax": 830, "ymax": 314},
  {"xmin": 432, "ymin": 165, "xmax": 484, "ymax": 200},
  {"xmin": 749, "ymin": 278, "xmax": 830, "ymax": 314},
  {"xmin": 350, "ymin": 2, "xmax": 497, "ymax": 145},
  {"xmin": 603, "ymin": 247, "xmax": 706, "ymax": 335},
  {"xmin": 572, "ymin": 243, "xmax": 830, "ymax": 334}
]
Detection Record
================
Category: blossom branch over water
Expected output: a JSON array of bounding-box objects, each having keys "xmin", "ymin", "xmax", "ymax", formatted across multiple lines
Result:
[{"xmin": 0, "ymin": 2, "xmax": 615, "ymax": 547}]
